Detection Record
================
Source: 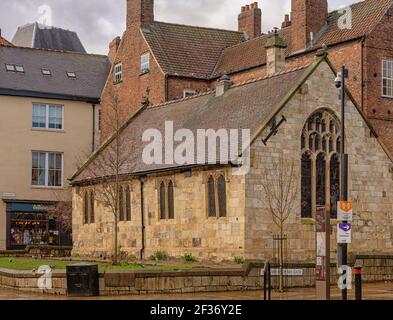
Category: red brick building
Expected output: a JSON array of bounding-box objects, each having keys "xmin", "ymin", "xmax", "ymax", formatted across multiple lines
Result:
[
  {"xmin": 103, "ymin": 0, "xmax": 393, "ymax": 153},
  {"xmin": 0, "ymin": 31, "xmax": 13, "ymax": 47}
]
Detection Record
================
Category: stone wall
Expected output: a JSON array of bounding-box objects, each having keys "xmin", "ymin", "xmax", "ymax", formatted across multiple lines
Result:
[
  {"xmin": 72, "ymin": 167, "xmax": 246, "ymax": 261},
  {"xmin": 245, "ymin": 61, "xmax": 393, "ymax": 262}
]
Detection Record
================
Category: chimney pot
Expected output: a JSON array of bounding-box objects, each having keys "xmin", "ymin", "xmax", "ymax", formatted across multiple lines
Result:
[{"xmin": 216, "ymin": 74, "xmax": 232, "ymax": 97}]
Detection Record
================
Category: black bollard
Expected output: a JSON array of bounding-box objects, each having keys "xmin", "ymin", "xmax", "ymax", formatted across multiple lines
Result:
[{"xmin": 355, "ymin": 265, "xmax": 362, "ymax": 300}]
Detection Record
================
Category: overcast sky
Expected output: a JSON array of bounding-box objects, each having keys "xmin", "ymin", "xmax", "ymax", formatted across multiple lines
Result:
[{"xmin": 0, "ymin": 0, "xmax": 355, "ymax": 55}]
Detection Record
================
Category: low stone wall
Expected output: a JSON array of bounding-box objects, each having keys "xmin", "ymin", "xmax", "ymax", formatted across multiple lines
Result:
[
  {"xmin": 1, "ymin": 257, "xmax": 393, "ymax": 296},
  {"xmin": 0, "ymin": 246, "xmax": 72, "ymax": 258}
]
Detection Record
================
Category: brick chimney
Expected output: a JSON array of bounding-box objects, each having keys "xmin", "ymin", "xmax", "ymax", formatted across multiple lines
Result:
[
  {"xmin": 265, "ymin": 29, "xmax": 287, "ymax": 75},
  {"xmin": 281, "ymin": 14, "xmax": 291, "ymax": 28},
  {"xmin": 108, "ymin": 36, "xmax": 121, "ymax": 63},
  {"xmin": 238, "ymin": 2, "xmax": 262, "ymax": 40},
  {"xmin": 291, "ymin": 0, "xmax": 328, "ymax": 52},
  {"xmin": 127, "ymin": 0, "xmax": 154, "ymax": 30}
]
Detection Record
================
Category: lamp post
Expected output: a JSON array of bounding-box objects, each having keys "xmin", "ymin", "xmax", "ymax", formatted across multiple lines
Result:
[{"xmin": 335, "ymin": 66, "xmax": 349, "ymax": 300}]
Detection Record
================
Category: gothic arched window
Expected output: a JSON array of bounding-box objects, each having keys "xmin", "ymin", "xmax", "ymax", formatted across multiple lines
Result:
[
  {"xmin": 301, "ymin": 109, "xmax": 341, "ymax": 218},
  {"xmin": 168, "ymin": 181, "xmax": 175, "ymax": 219},
  {"xmin": 208, "ymin": 176, "xmax": 216, "ymax": 217},
  {"xmin": 160, "ymin": 181, "xmax": 166, "ymax": 219},
  {"xmin": 301, "ymin": 153, "xmax": 312, "ymax": 218},
  {"xmin": 90, "ymin": 191, "xmax": 95, "ymax": 223},
  {"xmin": 126, "ymin": 186, "xmax": 131, "ymax": 221},
  {"xmin": 119, "ymin": 186, "xmax": 124, "ymax": 221},
  {"xmin": 217, "ymin": 175, "xmax": 227, "ymax": 217},
  {"xmin": 83, "ymin": 192, "xmax": 89, "ymax": 224}
]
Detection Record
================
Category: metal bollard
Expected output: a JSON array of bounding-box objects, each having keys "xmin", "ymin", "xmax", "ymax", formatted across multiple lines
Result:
[{"xmin": 354, "ymin": 265, "xmax": 362, "ymax": 300}]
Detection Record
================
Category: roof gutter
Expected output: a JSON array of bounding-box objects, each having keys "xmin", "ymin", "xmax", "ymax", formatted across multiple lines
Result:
[{"xmin": 0, "ymin": 88, "xmax": 100, "ymax": 104}]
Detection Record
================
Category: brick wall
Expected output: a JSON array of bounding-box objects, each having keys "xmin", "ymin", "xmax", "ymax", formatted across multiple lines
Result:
[{"xmin": 238, "ymin": 2, "xmax": 262, "ymax": 39}]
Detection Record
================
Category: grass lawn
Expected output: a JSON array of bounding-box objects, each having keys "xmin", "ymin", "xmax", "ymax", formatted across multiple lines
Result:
[{"xmin": 0, "ymin": 257, "xmax": 192, "ymax": 271}]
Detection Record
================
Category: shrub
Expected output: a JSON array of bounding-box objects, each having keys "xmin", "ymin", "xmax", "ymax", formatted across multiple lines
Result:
[
  {"xmin": 184, "ymin": 253, "xmax": 197, "ymax": 263},
  {"xmin": 234, "ymin": 256, "xmax": 245, "ymax": 265},
  {"xmin": 149, "ymin": 251, "xmax": 168, "ymax": 261}
]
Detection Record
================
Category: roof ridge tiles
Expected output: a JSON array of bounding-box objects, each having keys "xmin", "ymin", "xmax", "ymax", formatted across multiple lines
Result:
[
  {"xmin": 153, "ymin": 21, "xmax": 243, "ymax": 34},
  {"xmin": 147, "ymin": 89, "xmax": 215, "ymax": 109},
  {"xmin": 1, "ymin": 44, "xmax": 108, "ymax": 58}
]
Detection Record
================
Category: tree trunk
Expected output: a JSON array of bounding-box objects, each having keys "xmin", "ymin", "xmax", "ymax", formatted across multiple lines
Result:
[
  {"xmin": 279, "ymin": 224, "xmax": 284, "ymax": 292},
  {"xmin": 113, "ymin": 210, "xmax": 118, "ymax": 265}
]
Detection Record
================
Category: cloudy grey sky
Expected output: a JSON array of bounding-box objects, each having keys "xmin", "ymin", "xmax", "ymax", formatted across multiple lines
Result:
[{"xmin": 0, "ymin": 0, "xmax": 355, "ymax": 55}]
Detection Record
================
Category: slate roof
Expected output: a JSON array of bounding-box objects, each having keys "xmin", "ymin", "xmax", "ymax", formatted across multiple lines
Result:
[
  {"xmin": 213, "ymin": 0, "xmax": 393, "ymax": 77},
  {"xmin": 12, "ymin": 23, "xmax": 86, "ymax": 53},
  {"xmin": 142, "ymin": 22, "xmax": 245, "ymax": 79},
  {"xmin": 0, "ymin": 46, "xmax": 110, "ymax": 101},
  {"xmin": 71, "ymin": 63, "xmax": 311, "ymax": 183}
]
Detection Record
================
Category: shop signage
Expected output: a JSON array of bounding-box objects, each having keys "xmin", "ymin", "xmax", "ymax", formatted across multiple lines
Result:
[
  {"xmin": 9, "ymin": 202, "xmax": 56, "ymax": 213},
  {"xmin": 337, "ymin": 201, "xmax": 353, "ymax": 221}
]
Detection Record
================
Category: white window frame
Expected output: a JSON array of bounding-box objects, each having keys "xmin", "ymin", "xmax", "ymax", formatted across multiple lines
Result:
[
  {"xmin": 32, "ymin": 151, "xmax": 64, "ymax": 188},
  {"xmin": 382, "ymin": 58, "xmax": 393, "ymax": 98},
  {"xmin": 140, "ymin": 53, "xmax": 150, "ymax": 74},
  {"xmin": 114, "ymin": 63, "xmax": 122, "ymax": 83},
  {"xmin": 32, "ymin": 103, "xmax": 64, "ymax": 131},
  {"xmin": 183, "ymin": 89, "xmax": 197, "ymax": 98}
]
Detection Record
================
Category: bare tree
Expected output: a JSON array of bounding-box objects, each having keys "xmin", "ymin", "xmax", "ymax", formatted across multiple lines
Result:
[
  {"xmin": 82, "ymin": 89, "xmax": 144, "ymax": 264},
  {"xmin": 49, "ymin": 188, "xmax": 72, "ymax": 246},
  {"xmin": 260, "ymin": 153, "xmax": 299, "ymax": 292}
]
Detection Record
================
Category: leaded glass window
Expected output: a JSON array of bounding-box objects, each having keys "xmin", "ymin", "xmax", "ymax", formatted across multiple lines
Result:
[{"xmin": 301, "ymin": 109, "xmax": 341, "ymax": 218}]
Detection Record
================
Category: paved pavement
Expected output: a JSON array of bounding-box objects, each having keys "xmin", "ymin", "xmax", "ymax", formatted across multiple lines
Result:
[{"xmin": 1, "ymin": 282, "xmax": 393, "ymax": 300}]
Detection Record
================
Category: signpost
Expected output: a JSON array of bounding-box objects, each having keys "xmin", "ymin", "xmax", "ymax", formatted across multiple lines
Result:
[
  {"xmin": 315, "ymin": 206, "xmax": 330, "ymax": 300},
  {"xmin": 337, "ymin": 223, "xmax": 352, "ymax": 244},
  {"xmin": 338, "ymin": 201, "xmax": 353, "ymax": 221}
]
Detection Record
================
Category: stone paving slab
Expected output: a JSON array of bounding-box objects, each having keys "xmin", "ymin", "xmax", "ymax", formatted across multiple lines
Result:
[{"xmin": 1, "ymin": 282, "xmax": 393, "ymax": 300}]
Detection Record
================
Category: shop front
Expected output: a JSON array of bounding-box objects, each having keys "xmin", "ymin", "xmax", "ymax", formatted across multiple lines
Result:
[{"xmin": 5, "ymin": 201, "xmax": 70, "ymax": 250}]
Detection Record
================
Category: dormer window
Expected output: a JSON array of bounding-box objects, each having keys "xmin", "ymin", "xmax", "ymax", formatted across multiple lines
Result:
[
  {"xmin": 183, "ymin": 89, "xmax": 197, "ymax": 98},
  {"xmin": 67, "ymin": 71, "xmax": 76, "ymax": 79},
  {"xmin": 140, "ymin": 53, "xmax": 150, "ymax": 74},
  {"xmin": 5, "ymin": 64, "xmax": 15, "ymax": 72},
  {"xmin": 42, "ymin": 69, "xmax": 52, "ymax": 76},
  {"xmin": 15, "ymin": 65, "xmax": 24, "ymax": 73},
  {"xmin": 114, "ymin": 63, "xmax": 122, "ymax": 83}
]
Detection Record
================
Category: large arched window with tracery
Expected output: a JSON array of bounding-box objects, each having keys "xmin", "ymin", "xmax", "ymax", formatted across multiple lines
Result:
[{"xmin": 301, "ymin": 109, "xmax": 341, "ymax": 218}]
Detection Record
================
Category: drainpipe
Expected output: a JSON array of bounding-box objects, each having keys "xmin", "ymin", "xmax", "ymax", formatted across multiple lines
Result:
[
  {"xmin": 92, "ymin": 103, "xmax": 96, "ymax": 152},
  {"xmin": 164, "ymin": 74, "xmax": 169, "ymax": 101},
  {"xmin": 139, "ymin": 177, "xmax": 146, "ymax": 260}
]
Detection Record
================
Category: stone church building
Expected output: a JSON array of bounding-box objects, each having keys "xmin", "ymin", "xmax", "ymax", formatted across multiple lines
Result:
[{"xmin": 71, "ymin": 51, "xmax": 393, "ymax": 262}]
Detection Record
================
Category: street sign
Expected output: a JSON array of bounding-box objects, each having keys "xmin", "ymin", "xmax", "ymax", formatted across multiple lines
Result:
[
  {"xmin": 338, "ymin": 201, "xmax": 353, "ymax": 221},
  {"xmin": 338, "ymin": 223, "xmax": 352, "ymax": 244},
  {"xmin": 261, "ymin": 269, "xmax": 304, "ymax": 276}
]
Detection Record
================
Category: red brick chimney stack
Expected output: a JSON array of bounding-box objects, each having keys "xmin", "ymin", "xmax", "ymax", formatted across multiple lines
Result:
[
  {"xmin": 282, "ymin": 14, "xmax": 291, "ymax": 28},
  {"xmin": 127, "ymin": 0, "xmax": 154, "ymax": 30},
  {"xmin": 291, "ymin": 0, "xmax": 328, "ymax": 52},
  {"xmin": 108, "ymin": 36, "xmax": 121, "ymax": 63},
  {"xmin": 238, "ymin": 2, "xmax": 262, "ymax": 40}
]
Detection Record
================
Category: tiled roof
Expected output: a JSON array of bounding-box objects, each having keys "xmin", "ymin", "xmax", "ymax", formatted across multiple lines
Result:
[
  {"xmin": 212, "ymin": 27, "xmax": 292, "ymax": 77},
  {"xmin": 0, "ymin": 46, "xmax": 110, "ymax": 101},
  {"xmin": 72, "ymin": 65, "xmax": 310, "ymax": 183},
  {"xmin": 214, "ymin": 0, "xmax": 393, "ymax": 77},
  {"xmin": 143, "ymin": 21, "xmax": 245, "ymax": 79},
  {"xmin": 12, "ymin": 23, "xmax": 86, "ymax": 53},
  {"xmin": 0, "ymin": 35, "xmax": 13, "ymax": 47}
]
